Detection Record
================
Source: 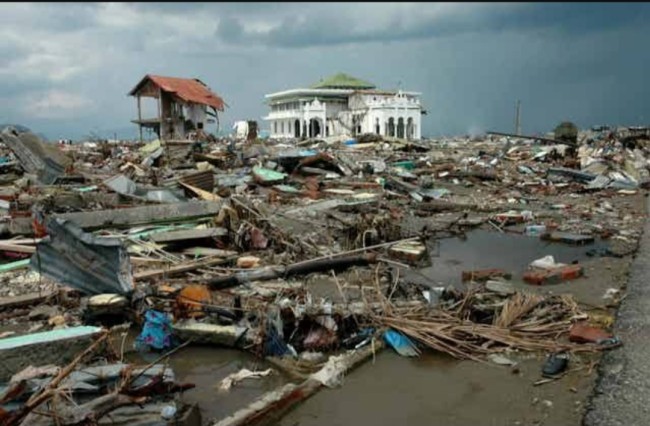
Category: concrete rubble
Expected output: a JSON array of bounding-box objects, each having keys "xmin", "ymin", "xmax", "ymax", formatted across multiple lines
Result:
[{"xmin": 0, "ymin": 122, "xmax": 648, "ymax": 425}]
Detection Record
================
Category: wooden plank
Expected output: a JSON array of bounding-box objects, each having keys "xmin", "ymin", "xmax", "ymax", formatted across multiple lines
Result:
[
  {"xmin": 182, "ymin": 247, "xmax": 239, "ymax": 257},
  {"xmin": 130, "ymin": 256, "xmax": 170, "ymax": 266},
  {"xmin": 149, "ymin": 227, "xmax": 227, "ymax": 244},
  {"xmin": 213, "ymin": 341, "xmax": 385, "ymax": 426},
  {"xmin": 179, "ymin": 182, "xmax": 221, "ymax": 201},
  {"xmin": 137, "ymin": 95, "xmax": 143, "ymax": 143},
  {"xmin": 0, "ymin": 291, "xmax": 56, "ymax": 310},
  {"xmin": 0, "ymin": 259, "xmax": 31, "ymax": 273},
  {"xmin": 0, "ymin": 243, "xmax": 36, "ymax": 254},
  {"xmin": 0, "ymin": 239, "xmax": 41, "ymax": 245},
  {"xmin": 9, "ymin": 200, "xmax": 225, "ymax": 235}
]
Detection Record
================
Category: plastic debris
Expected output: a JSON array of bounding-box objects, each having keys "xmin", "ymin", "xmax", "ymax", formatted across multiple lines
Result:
[{"xmin": 383, "ymin": 329, "xmax": 420, "ymax": 357}]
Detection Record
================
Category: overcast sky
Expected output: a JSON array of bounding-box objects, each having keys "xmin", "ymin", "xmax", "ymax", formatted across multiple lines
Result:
[{"xmin": 1, "ymin": 2, "xmax": 649, "ymax": 140}]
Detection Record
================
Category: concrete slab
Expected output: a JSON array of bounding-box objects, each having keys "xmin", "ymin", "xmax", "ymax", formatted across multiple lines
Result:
[{"xmin": 0, "ymin": 325, "xmax": 103, "ymax": 381}]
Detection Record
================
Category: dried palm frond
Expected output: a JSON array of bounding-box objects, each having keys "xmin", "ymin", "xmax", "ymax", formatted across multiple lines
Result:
[
  {"xmin": 371, "ymin": 289, "xmax": 611, "ymax": 361},
  {"xmin": 495, "ymin": 292, "xmax": 544, "ymax": 328}
]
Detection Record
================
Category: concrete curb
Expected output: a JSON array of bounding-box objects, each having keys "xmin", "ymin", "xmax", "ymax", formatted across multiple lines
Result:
[{"xmin": 583, "ymin": 195, "xmax": 650, "ymax": 426}]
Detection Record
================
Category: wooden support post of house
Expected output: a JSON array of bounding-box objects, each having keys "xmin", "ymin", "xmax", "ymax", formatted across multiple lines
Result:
[
  {"xmin": 157, "ymin": 88, "xmax": 163, "ymax": 139},
  {"xmin": 158, "ymin": 87, "xmax": 167, "ymax": 166},
  {"xmin": 137, "ymin": 95, "xmax": 143, "ymax": 143}
]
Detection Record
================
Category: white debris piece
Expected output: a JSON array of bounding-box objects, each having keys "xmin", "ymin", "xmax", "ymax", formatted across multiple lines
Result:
[{"xmin": 217, "ymin": 368, "xmax": 273, "ymax": 392}]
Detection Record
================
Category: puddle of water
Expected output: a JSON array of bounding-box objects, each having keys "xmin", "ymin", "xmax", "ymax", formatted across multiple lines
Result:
[
  {"xmin": 126, "ymin": 340, "xmax": 288, "ymax": 425},
  {"xmin": 171, "ymin": 346, "xmax": 287, "ymax": 424},
  {"xmin": 407, "ymin": 229, "xmax": 608, "ymax": 287},
  {"xmin": 277, "ymin": 350, "xmax": 592, "ymax": 426}
]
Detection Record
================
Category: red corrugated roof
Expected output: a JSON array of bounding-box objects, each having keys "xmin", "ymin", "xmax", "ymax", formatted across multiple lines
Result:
[{"xmin": 129, "ymin": 74, "xmax": 226, "ymax": 111}]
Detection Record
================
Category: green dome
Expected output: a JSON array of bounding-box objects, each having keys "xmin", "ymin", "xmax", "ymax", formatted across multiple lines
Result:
[{"xmin": 311, "ymin": 73, "xmax": 376, "ymax": 90}]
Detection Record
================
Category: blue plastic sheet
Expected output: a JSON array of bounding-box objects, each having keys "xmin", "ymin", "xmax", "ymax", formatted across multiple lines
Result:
[
  {"xmin": 135, "ymin": 310, "xmax": 174, "ymax": 351},
  {"xmin": 383, "ymin": 329, "xmax": 419, "ymax": 357}
]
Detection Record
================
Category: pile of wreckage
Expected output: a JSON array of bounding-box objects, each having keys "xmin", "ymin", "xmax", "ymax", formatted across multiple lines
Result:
[{"xmin": 0, "ymin": 122, "xmax": 647, "ymax": 425}]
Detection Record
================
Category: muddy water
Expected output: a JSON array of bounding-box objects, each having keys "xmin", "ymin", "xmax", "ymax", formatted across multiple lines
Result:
[
  {"xmin": 406, "ymin": 229, "xmax": 608, "ymax": 287},
  {"xmin": 276, "ymin": 350, "xmax": 595, "ymax": 426},
  {"xmin": 166, "ymin": 346, "xmax": 288, "ymax": 423},
  {"xmin": 273, "ymin": 230, "xmax": 607, "ymax": 426},
  {"xmin": 124, "ymin": 335, "xmax": 289, "ymax": 425},
  {"xmin": 148, "ymin": 229, "xmax": 612, "ymax": 425}
]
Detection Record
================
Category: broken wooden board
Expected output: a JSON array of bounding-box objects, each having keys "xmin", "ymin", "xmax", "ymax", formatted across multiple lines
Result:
[
  {"xmin": 180, "ymin": 181, "xmax": 221, "ymax": 201},
  {"xmin": 0, "ymin": 259, "xmax": 31, "ymax": 273},
  {"xmin": 0, "ymin": 291, "xmax": 56, "ymax": 310},
  {"xmin": 9, "ymin": 200, "xmax": 226, "ymax": 235},
  {"xmin": 149, "ymin": 227, "xmax": 228, "ymax": 244},
  {"xmin": 0, "ymin": 242, "xmax": 36, "ymax": 254},
  {"xmin": 182, "ymin": 247, "xmax": 239, "ymax": 257},
  {"xmin": 212, "ymin": 340, "xmax": 385, "ymax": 426}
]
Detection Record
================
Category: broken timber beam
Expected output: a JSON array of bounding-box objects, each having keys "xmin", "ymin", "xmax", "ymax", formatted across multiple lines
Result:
[
  {"xmin": 9, "ymin": 201, "xmax": 225, "ymax": 236},
  {"xmin": 207, "ymin": 253, "xmax": 378, "ymax": 290},
  {"xmin": 149, "ymin": 227, "xmax": 228, "ymax": 244},
  {"xmin": 213, "ymin": 340, "xmax": 385, "ymax": 426}
]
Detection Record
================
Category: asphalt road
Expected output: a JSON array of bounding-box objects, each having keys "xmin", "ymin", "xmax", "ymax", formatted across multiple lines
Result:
[{"xmin": 583, "ymin": 195, "xmax": 650, "ymax": 426}]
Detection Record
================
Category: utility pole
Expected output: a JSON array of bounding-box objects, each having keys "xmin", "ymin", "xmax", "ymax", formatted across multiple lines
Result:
[{"xmin": 515, "ymin": 100, "xmax": 521, "ymax": 135}]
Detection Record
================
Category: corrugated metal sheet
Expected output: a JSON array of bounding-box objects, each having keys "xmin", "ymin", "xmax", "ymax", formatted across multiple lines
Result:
[
  {"xmin": 128, "ymin": 74, "xmax": 226, "ymax": 111},
  {"xmin": 180, "ymin": 170, "xmax": 214, "ymax": 192},
  {"xmin": 30, "ymin": 218, "xmax": 133, "ymax": 295},
  {"xmin": 0, "ymin": 127, "xmax": 71, "ymax": 184}
]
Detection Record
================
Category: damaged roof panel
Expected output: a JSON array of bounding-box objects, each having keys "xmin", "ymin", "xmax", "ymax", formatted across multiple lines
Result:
[
  {"xmin": 128, "ymin": 74, "xmax": 227, "ymax": 111},
  {"xmin": 30, "ymin": 218, "xmax": 134, "ymax": 295},
  {"xmin": 0, "ymin": 127, "xmax": 72, "ymax": 184}
]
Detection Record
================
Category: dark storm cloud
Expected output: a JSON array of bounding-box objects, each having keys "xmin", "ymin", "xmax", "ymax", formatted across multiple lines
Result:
[
  {"xmin": 0, "ymin": 2, "xmax": 649, "ymax": 140},
  {"xmin": 212, "ymin": 3, "xmax": 650, "ymax": 48}
]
